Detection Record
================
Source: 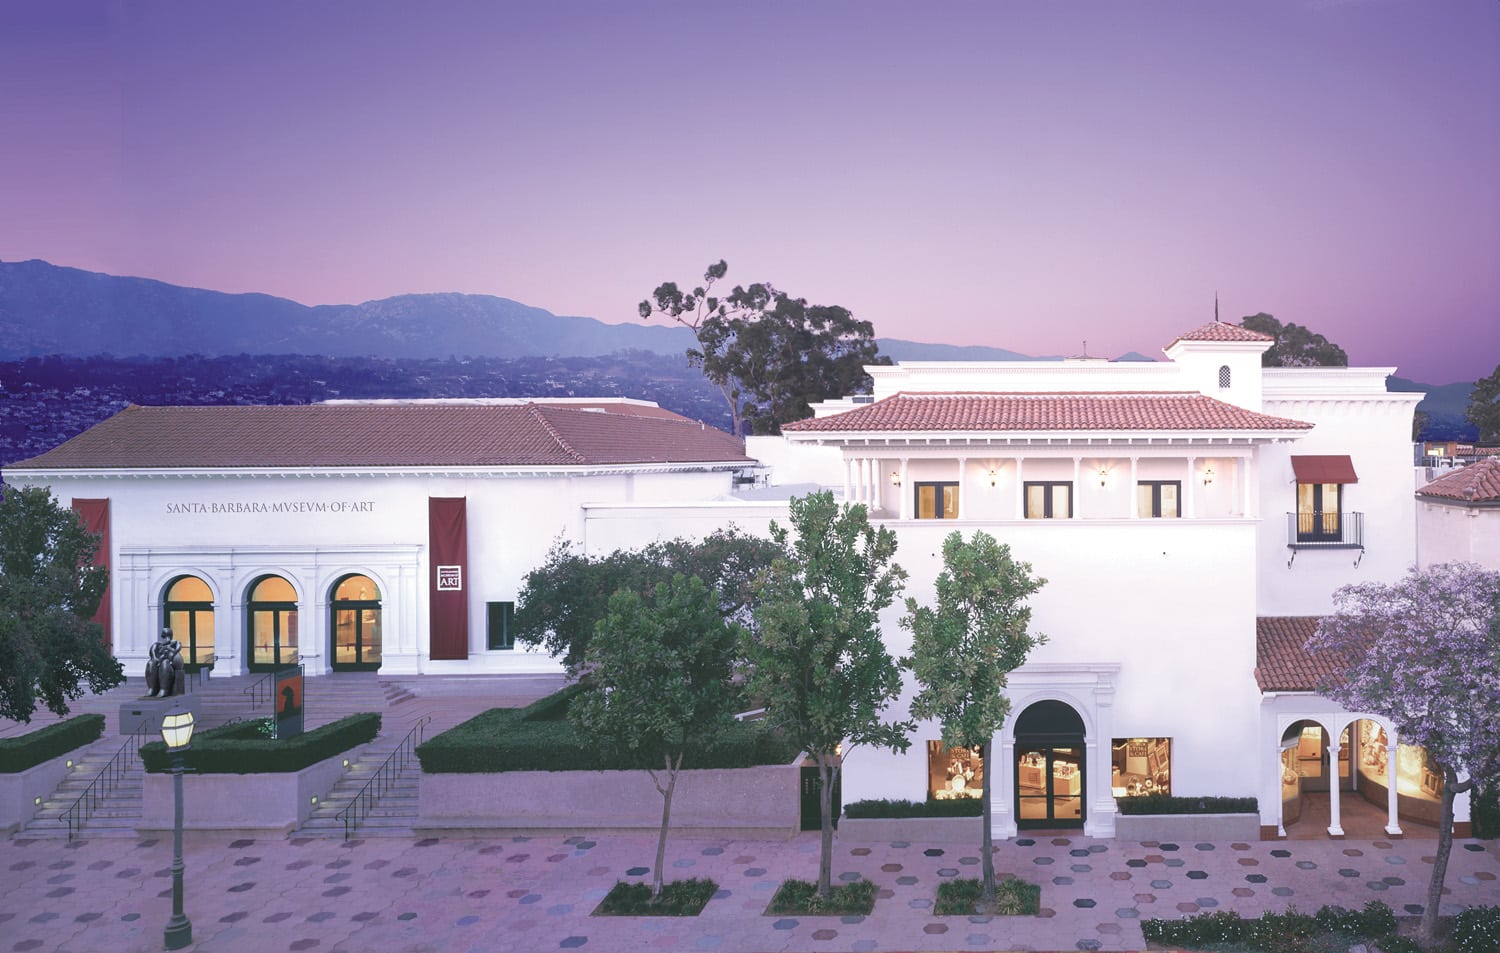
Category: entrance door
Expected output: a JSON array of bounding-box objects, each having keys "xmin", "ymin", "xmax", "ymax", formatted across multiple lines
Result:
[
  {"xmin": 331, "ymin": 574, "xmax": 382, "ymax": 671},
  {"xmin": 1014, "ymin": 700, "xmax": 1086, "ymax": 830},
  {"xmin": 163, "ymin": 575, "xmax": 215, "ymax": 672},
  {"xmin": 247, "ymin": 575, "xmax": 299, "ymax": 672}
]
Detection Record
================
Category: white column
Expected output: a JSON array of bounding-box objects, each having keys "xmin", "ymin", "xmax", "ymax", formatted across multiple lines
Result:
[
  {"xmin": 1130, "ymin": 457, "xmax": 1140, "ymax": 518},
  {"xmin": 1275, "ymin": 744, "xmax": 1290, "ymax": 838},
  {"xmin": 857, "ymin": 458, "xmax": 869, "ymax": 506},
  {"xmin": 1071, "ymin": 456, "xmax": 1081, "ymax": 518},
  {"xmin": 1385, "ymin": 742, "xmax": 1403, "ymax": 836},
  {"xmin": 843, "ymin": 457, "xmax": 854, "ymax": 504},
  {"xmin": 957, "ymin": 457, "xmax": 968, "ymax": 519},
  {"xmin": 1327, "ymin": 742, "xmax": 1344, "ymax": 837},
  {"xmin": 1015, "ymin": 459, "xmax": 1025, "ymax": 518},
  {"xmin": 1184, "ymin": 455, "xmax": 1197, "ymax": 519},
  {"xmin": 899, "ymin": 459, "xmax": 910, "ymax": 519}
]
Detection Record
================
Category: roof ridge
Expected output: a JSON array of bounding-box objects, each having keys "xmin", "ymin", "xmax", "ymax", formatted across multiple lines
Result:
[{"xmin": 525, "ymin": 403, "xmax": 588, "ymax": 464}]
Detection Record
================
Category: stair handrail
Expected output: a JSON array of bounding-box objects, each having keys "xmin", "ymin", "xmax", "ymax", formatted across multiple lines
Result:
[
  {"xmin": 62, "ymin": 723, "xmax": 148, "ymax": 841},
  {"xmin": 241, "ymin": 671, "xmax": 275, "ymax": 709},
  {"xmin": 334, "ymin": 715, "xmax": 431, "ymax": 840}
]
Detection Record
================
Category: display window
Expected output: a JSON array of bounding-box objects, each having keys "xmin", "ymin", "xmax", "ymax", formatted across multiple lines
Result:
[
  {"xmin": 1356, "ymin": 720, "xmax": 1442, "ymax": 803},
  {"xmin": 927, "ymin": 741, "xmax": 984, "ymax": 800},
  {"xmin": 1110, "ymin": 737, "xmax": 1171, "ymax": 798}
]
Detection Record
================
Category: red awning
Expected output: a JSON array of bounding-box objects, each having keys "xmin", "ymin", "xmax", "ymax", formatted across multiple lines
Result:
[{"xmin": 1291, "ymin": 455, "xmax": 1359, "ymax": 484}]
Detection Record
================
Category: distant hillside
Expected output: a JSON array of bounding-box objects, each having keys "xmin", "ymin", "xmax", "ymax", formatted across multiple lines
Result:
[
  {"xmin": 1388, "ymin": 376, "xmax": 1478, "ymax": 441},
  {"xmin": 2, "ymin": 258, "xmax": 1161, "ymax": 366},
  {"xmin": 0, "ymin": 258, "xmax": 696, "ymax": 360}
]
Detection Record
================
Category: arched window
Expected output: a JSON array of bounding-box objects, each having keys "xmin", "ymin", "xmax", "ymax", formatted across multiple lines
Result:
[
  {"xmin": 331, "ymin": 574, "xmax": 382, "ymax": 671},
  {"xmin": 163, "ymin": 575, "xmax": 215, "ymax": 671},
  {"xmin": 247, "ymin": 575, "xmax": 299, "ymax": 672},
  {"xmin": 1218, "ymin": 365, "xmax": 1232, "ymax": 389}
]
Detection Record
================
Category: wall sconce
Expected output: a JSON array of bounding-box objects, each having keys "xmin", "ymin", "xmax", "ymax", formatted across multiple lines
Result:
[
  {"xmin": 988, "ymin": 468, "xmax": 998, "ymax": 488},
  {"xmin": 1203, "ymin": 465, "xmax": 1215, "ymax": 486},
  {"xmin": 1098, "ymin": 467, "xmax": 1109, "ymax": 487},
  {"xmin": 890, "ymin": 471, "xmax": 901, "ymax": 487}
]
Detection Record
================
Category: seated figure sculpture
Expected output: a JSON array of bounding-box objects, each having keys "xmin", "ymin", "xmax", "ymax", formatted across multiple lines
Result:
[{"xmin": 145, "ymin": 628, "xmax": 185, "ymax": 698}]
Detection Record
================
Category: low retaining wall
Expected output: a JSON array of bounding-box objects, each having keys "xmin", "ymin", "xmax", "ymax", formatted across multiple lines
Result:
[
  {"xmin": 1114, "ymin": 812, "xmax": 1262, "ymax": 842},
  {"xmin": 140, "ymin": 754, "xmax": 347, "ymax": 834},
  {"xmin": 0, "ymin": 759, "xmax": 72, "ymax": 835},
  {"xmin": 837, "ymin": 815, "xmax": 982, "ymax": 844},
  {"xmin": 417, "ymin": 760, "xmax": 800, "ymax": 837}
]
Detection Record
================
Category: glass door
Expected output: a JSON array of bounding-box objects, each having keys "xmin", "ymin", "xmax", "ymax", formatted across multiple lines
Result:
[
  {"xmin": 1016, "ymin": 745, "xmax": 1085, "ymax": 828},
  {"xmin": 247, "ymin": 575, "xmax": 299, "ymax": 672}
]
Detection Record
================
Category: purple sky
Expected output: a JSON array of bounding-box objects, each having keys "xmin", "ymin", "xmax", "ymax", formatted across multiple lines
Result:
[{"xmin": 2, "ymin": 1, "xmax": 1496, "ymax": 383}]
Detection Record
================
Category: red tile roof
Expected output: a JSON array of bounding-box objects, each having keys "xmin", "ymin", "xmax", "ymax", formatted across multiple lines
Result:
[
  {"xmin": 1166, "ymin": 321, "xmax": 1276, "ymax": 348},
  {"xmin": 1255, "ymin": 616, "xmax": 1347, "ymax": 692},
  {"xmin": 782, "ymin": 392, "xmax": 1312, "ymax": 434},
  {"xmin": 8, "ymin": 403, "xmax": 750, "ymax": 470},
  {"xmin": 1417, "ymin": 457, "xmax": 1500, "ymax": 503}
]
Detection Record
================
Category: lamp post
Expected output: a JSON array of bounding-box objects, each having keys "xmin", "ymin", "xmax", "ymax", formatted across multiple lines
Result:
[{"xmin": 160, "ymin": 709, "xmax": 195, "ymax": 950}]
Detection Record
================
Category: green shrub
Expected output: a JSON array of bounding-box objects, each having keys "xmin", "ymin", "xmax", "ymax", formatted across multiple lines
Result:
[
  {"xmin": 1314, "ymin": 900, "xmax": 1395, "ymax": 938},
  {"xmin": 140, "ymin": 713, "xmax": 380, "ymax": 773},
  {"xmin": 1454, "ymin": 905, "xmax": 1500, "ymax": 953},
  {"xmin": 0, "ymin": 715, "xmax": 105, "ymax": 773},
  {"xmin": 593, "ymin": 878, "xmax": 717, "ymax": 916},
  {"xmin": 1142, "ymin": 909, "xmax": 1248, "ymax": 945},
  {"xmin": 766, "ymin": 878, "xmax": 877, "ymax": 916},
  {"xmin": 1115, "ymin": 794, "xmax": 1257, "ymax": 815},
  {"xmin": 843, "ymin": 797, "xmax": 983, "ymax": 818},
  {"xmin": 1471, "ymin": 782, "xmax": 1499, "ymax": 840},
  {"xmin": 934, "ymin": 876, "xmax": 1039, "ymax": 916},
  {"xmin": 416, "ymin": 689, "xmax": 799, "ymax": 773}
]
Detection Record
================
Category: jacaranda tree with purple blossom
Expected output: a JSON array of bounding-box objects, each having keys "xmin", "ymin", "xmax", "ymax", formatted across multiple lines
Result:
[{"xmin": 1306, "ymin": 563, "xmax": 1500, "ymax": 944}]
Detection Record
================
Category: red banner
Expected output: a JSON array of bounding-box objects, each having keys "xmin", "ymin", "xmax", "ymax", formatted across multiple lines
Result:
[
  {"xmin": 428, "ymin": 497, "xmax": 469, "ymax": 660},
  {"xmin": 70, "ymin": 498, "xmax": 112, "ymax": 652}
]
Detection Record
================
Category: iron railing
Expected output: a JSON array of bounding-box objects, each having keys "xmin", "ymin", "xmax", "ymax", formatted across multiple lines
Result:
[
  {"xmin": 334, "ymin": 715, "xmax": 431, "ymax": 840},
  {"xmin": 63, "ymin": 723, "xmax": 147, "ymax": 840},
  {"xmin": 1286, "ymin": 511, "xmax": 1365, "ymax": 567}
]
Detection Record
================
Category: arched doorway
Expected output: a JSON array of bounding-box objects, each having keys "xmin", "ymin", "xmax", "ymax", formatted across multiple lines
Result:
[
  {"xmin": 247, "ymin": 575, "xmax": 299, "ymax": 672},
  {"xmin": 162, "ymin": 575, "xmax": 215, "ymax": 672},
  {"xmin": 331, "ymin": 574, "xmax": 382, "ymax": 672},
  {"xmin": 1015, "ymin": 700, "xmax": 1086, "ymax": 829}
]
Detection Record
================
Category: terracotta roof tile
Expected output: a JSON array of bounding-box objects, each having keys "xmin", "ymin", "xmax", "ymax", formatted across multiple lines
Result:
[
  {"xmin": 783, "ymin": 392, "xmax": 1312, "ymax": 434},
  {"xmin": 1255, "ymin": 616, "xmax": 1346, "ymax": 692},
  {"xmin": 1417, "ymin": 457, "xmax": 1500, "ymax": 503},
  {"xmin": 8, "ymin": 403, "xmax": 750, "ymax": 470},
  {"xmin": 1166, "ymin": 321, "xmax": 1276, "ymax": 348}
]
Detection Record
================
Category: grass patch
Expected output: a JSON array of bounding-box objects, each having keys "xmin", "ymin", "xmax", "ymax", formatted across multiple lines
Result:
[
  {"xmin": 765, "ymin": 878, "xmax": 877, "ymax": 916},
  {"xmin": 934, "ymin": 877, "xmax": 1041, "ymax": 916},
  {"xmin": 592, "ymin": 878, "xmax": 717, "ymax": 916}
]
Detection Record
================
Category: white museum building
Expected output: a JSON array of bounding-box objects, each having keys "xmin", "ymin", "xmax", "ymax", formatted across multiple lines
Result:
[{"xmin": 5, "ymin": 320, "xmax": 1469, "ymax": 839}]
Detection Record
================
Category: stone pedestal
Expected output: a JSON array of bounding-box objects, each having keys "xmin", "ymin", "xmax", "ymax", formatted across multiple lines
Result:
[{"xmin": 119, "ymin": 695, "xmax": 201, "ymax": 736}]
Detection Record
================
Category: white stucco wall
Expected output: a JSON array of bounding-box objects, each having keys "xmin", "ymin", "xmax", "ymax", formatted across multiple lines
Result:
[{"xmin": 1416, "ymin": 499, "xmax": 1500, "ymax": 569}]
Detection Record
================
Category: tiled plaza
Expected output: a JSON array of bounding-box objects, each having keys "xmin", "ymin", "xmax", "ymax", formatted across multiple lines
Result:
[{"xmin": 2, "ymin": 828, "xmax": 1495, "ymax": 953}]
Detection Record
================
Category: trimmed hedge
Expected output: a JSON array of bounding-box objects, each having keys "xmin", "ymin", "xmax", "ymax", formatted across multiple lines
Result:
[
  {"xmin": 139, "ymin": 713, "xmax": 380, "ymax": 774},
  {"xmin": 416, "ymin": 687, "xmax": 800, "ymax": 774},
  {"xmin": 844, "ymin": 797, "xmax": 983, "ymax": 819},
  {"xmin": 1143, "ymin": 901, "xmax": 1399, "ymax": 951},
  {"xmin": 0, "ymin": 714, "xmax": 105, "ymax": 773},
  {"xmin": 1471, "ymin": 782, "xmax": 1499, "ymax": 840},
  {"xmin": 1116, "ymin": 794, "xmax": 1257, "ymax": 815}
]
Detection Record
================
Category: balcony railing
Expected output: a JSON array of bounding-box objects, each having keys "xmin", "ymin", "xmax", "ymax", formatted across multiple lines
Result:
[{"xmin": 1286, "ymin": 511, "xmax": 1364, "ymax": 567}]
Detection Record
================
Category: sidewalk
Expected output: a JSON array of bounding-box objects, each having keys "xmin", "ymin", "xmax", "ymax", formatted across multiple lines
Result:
[{"xmin": 2, "ymin": 829, "xmax": 1495, "ymax": 952}]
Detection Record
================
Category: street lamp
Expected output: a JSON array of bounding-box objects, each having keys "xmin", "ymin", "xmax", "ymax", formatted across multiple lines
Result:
[{"xmin": 161, "ymin": 709, "xmax": 195, "ymax": 950}]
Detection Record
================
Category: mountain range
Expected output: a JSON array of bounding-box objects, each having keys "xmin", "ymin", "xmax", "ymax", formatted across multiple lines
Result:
[
  {"xmin": 0, "ymin": 258, "xmax": 1148, "ymax": 364},
  {"xmin": 0, "ymin": 257, "xmax": 1476, "ymax": 437}
]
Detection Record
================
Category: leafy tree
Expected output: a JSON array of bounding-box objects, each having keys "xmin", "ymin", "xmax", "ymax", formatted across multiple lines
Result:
[
  {"xmin": 1241, "ymin": 313, "xmax": 1349, "ymax": 368},
  {"xmin": 744, "ymin": 491, "xmax": 911, "ymax": 898},
  {"xmin": 1465, "ymin": 363, "xmax": 1500, "ymax": 443},
  {"xmin": 513, "ymin": 528, "xmax": 778, "ymax": 676},
  {"xmin": 1305, "ymin": 563, "xmax": 1500, "ymax": 945},
  {"xmin": 903, "ymin": 531, "xmax": 1047, "ymax": 905},
  {"xmin": 640, "ymin": 260, "xmax": 888, "ymax": 436},
  {"xmin": 570, "ymin": 574, "xmax": 742, "ymax": 900},
  {"xmin": 0, "ymin": 483, "xmax": 124, "ymax": 722}
]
